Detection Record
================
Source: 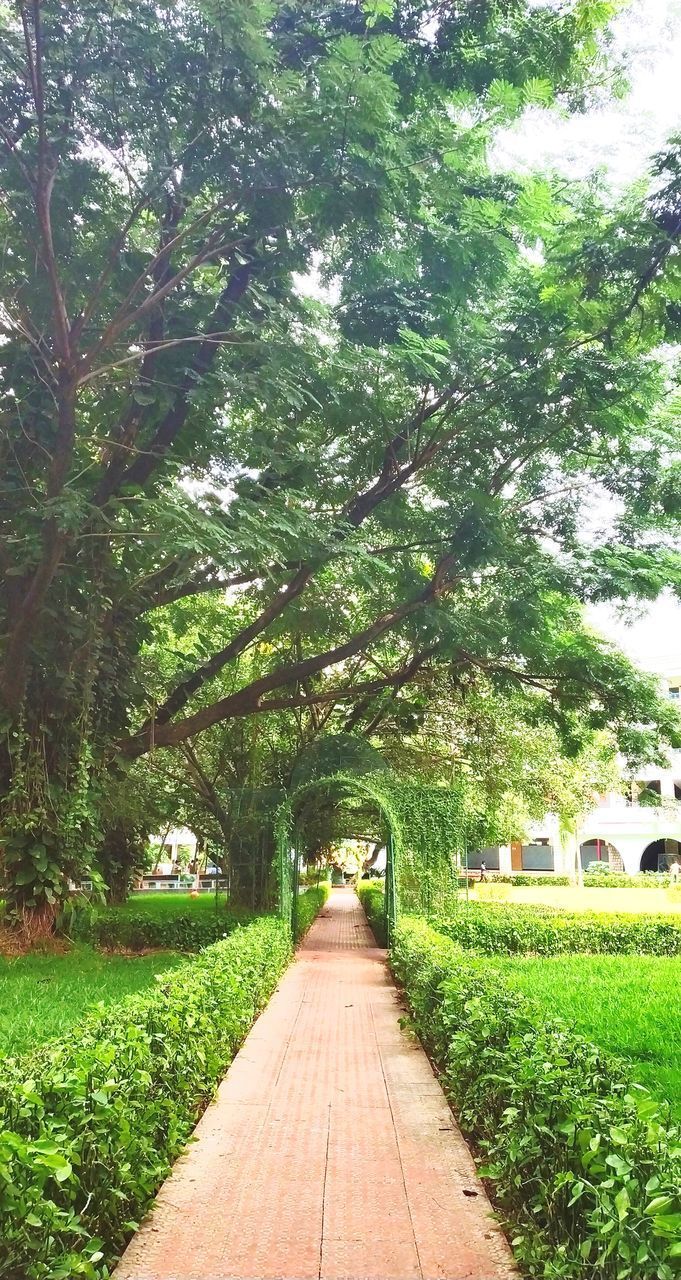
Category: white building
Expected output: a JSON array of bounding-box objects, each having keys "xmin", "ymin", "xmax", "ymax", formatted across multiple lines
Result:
[
  {"xmin": 468, "ymin": 665, "xmax": 681, "ymax": 877},
  {"xmin": 149, "ymin": 826, "xmax": 198, "ymax": 872}
]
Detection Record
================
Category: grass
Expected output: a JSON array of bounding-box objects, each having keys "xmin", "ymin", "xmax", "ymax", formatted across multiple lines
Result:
[
  {"xmin": 111, "ymin": 890, "xmax": 233, "ymax": 915},
  {"xmin": 0, "ymin": 943, "xmax": 184, "ymax": 1058},
  {"xmin": 483, "ymin": 952, "xmax": 681, "ymax": 1117}
]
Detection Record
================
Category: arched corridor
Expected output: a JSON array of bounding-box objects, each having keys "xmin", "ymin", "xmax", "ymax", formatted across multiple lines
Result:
[
  {"xmin": 640, "ymin": 838, "xmax": 681, "ymax": 873},
  {"xmin": 578, "ymin": 838, "xmax": 623, "ymax": 871}
]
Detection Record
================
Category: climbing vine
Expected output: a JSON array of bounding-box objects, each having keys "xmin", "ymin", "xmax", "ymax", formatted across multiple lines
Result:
[{"xmin": 276, "ymin": 769, "xmax": 476, "ymax": 938}]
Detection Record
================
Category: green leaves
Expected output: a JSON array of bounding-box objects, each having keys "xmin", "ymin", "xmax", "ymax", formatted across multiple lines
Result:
[
  {"xmin": 0, "ymin": 918, "xmax": 292, "ymax": 1279},
  {"xmin": 392, "ymin": 915, "xmax": 681, "ymax": 1280},
  {"xmin": 361, "ymin": 0, "xmax": 396, "ymax": 29},
  {"xmin": 436, "ymin": 902, "xmax": 681, "ymax": 958},
  {"xmin": 2, "ymin": 0, "xmax": 679, "ymax": 924}
]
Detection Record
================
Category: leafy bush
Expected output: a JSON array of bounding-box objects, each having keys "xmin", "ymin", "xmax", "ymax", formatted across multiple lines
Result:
[
  {"xmin": 71, "ymin": 899, "xmax": 252, "ymax": 952},
  {"xmin": 486, "ymin": 952, "xmax": 681, "ymax": 1118},
  {"xmin": 436, "ymin": 901, "xmax": 681, "ymax": 955},
  {"xmin": 357, "ymin": 880, "xmax": 387, "ymax": 945},
  {"xmin": 459, "ymin": 873, "xmax": 678, "ymax": 889},
  {"xmin": 298, "ymin": 865, "xmax": 332, "ymax": 887},
  {"xmin": 584, "ymin": 873, "xmax": 675, "ymax": 889},
  {"xmin": 392, "ymin": 917, "xmax": 681, "ymax": 1280},
  {"xmin": 294, "ymin": 883, "xmax": 331, "ymax": 940},
  {"xmin": 0, "ymin": 917, "xmax": 291, "ymax": 1279},
  {"xmin": 460, "ymin": 874, "xmax": 571, "ymax": 886}
]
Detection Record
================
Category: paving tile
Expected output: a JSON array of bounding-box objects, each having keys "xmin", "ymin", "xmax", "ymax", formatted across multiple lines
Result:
[{"xmin": 114, "ymin": 890, "xmax": 516, "ymax": 1280}]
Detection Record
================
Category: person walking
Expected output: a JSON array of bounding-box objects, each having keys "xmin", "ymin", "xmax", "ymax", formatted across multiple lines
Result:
[{"xmin": 479, "ymin": 859, "xmax": 487, "ymax": 883}]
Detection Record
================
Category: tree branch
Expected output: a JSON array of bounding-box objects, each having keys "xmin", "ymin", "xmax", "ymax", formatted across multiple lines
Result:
[
  {"xmin": 94, "ymin": 259, "xmax": 255, "ymax": 504},
  {"xmin": 121, "ymin": 567, "xmax": 457, "ymax": 756}
]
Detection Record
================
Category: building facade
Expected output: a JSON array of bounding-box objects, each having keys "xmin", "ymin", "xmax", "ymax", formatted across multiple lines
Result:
[{"xmin": 470, "ymin": 668, "xmax": 681, "ymax": 877}]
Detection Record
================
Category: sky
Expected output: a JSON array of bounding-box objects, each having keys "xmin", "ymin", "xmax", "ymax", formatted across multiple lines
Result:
[
  {"xmin": 505, "ymin": 0, "xmax": 681, "ymax": 678},
  {"xmin": 501, "ymin": 0, "xmax": 681, "ymax": 188},
  {"xmin": 301, "ymin": 4, "xmax": 681, "ymax": 680}
]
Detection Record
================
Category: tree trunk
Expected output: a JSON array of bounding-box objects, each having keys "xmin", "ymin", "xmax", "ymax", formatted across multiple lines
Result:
[{"xmin": 99, "ymin": 820, "xmax": 148, "ymax": 904}]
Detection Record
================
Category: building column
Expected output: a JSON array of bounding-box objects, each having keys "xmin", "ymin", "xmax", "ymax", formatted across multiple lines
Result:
[{"xmin": 498, "ymin": 845, "xmax": 513, "ymax": 875}]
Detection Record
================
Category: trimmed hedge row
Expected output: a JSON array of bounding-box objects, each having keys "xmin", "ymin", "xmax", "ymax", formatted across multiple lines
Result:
[
  {"xmin": 71, "ymin": 902, "xmax": 252, "ymax": 953},
  {"xmin": 436, "ymin": 901, "xmax": 681, "ymax": 955},
  {"xmin": 462, "ymin": 874, "xmax": 571, "ymax": 887},
  {"xmin": 392, "ymin": 917, "xmax": 681, "ymax": 1280},
  {"xmin": 584, "ymin": 873, "xmax": 676, "ymax": 889},
  {"xmin": 357, "ymin": 880, "xmax": 387, "ymax": 945},
  {"xmin": 294, "ymin": 882, "xmax": 331, "ymax": 940},
  {"xmin": 0, "ymin": 917, "xmax": 292, "ymax": 1279},
  {"xmin": 75, "ymin": 886, "xmax": 331, "ymax": 952},
  {"xmin": 464, "ymin": 873, "xmax": 677, "ymax": 888}
]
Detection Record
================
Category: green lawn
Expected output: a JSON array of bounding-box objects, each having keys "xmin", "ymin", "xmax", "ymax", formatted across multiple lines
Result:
[
  {"xmin": 485, "ymin": 953, "xmax": 681, "ymax": 1117},
  {"xmin": 113, "ymin": 890, "xmax": 232, "ymax": 915},
  {"xmin": 0, "ymin": 944, "xmax": 184, "ymax": 1058}
]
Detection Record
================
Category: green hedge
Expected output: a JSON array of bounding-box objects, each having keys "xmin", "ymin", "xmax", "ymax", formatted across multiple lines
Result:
[
  {"xmin": 463, "ymin": 873, "xmax": 677, "ymax": 888},
  {"xmin": 294, "ymin": 883, "xmax": 331, "ymax": 940},
  {"xmin": 357, "ymin": 880, "xmax": 387, "ymax": 945},
  {"xmin": 436, "ymin": 901, "xmax": 681, "ymax": 955},
  {"xmin": 392, "ymin": 917, "xmax": 681, "ymax": 1280},
  {"xmin": 71, "ymin": 902, "xmax": 251, "ymax": 953},
  {"xmin": 0, "ymin": 917, "xmax": 292, "ymax": 1279},
  {"xmin": 461, "ymin": 874, "xmax": 571, "ymax": 886},
  {"xmin": 584, "ymin": 873, "xmax": 675, "ymax": 889}
]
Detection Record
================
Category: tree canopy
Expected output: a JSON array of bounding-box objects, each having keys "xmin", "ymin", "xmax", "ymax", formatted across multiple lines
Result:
[{"xmin": 1, "ymin": 0, "xmax": 680, "ymax": 924}]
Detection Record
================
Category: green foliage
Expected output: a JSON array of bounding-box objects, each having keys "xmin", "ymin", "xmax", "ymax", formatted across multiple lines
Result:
[
  {"xmin": 0, "ymin": 917, "xmax": 291, "ymax": 1279},
  {"xmin": 293, "ymin": 883, "xmax": 331, "ymax": 941},
  {"xmin": 357, "ymin": 879, "xmax": 388, "ymax": 945},
  {"xmin": 460, "ymin": 873, "xmax": 680, "ymax": 887},
  {"xmin": 278, "ymin": 768, "xmax": 470, "ymax": 935},
  {"xmin": 0, "ymin": 946, "xmax": 184, "ymax": 1059},
  {"xmin": 392, "ymin": 917, "xmax": 681, "ymax": 1280},
  {"xmin": 435, "ymin": 902, "xmax": 681, "ymax": 956},
  {"xmin": 465, "ymin": 874, "xmax": 571, "ymax": 887},
  {"xmin": 2, "ymin": 0, "xmax": 679, "ymax": 930},
  {"xmin": 487, "ymin": 953, "xmax": 681, "ymax": 1119},
  {"xmin": 584, "ymin": 873, "xmax": 677, "ymax": 889},
  {"xmin": 71, "ymin": 892, "xmax": 251, "ymax": 953}
]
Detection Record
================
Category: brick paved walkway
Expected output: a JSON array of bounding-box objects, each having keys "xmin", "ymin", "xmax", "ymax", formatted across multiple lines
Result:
[{"xmin": 115, "ymin": 889, "xmax": 516, "ymax": 1280}]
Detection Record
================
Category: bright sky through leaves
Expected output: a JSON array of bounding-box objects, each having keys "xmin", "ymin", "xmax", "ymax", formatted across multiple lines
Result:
[
  {"xmin": 500, "ymin": 0, "xmax": 681, "ymax": 188},
  {"xmin": 510, "ymin": 0, "xmax": 681, "ymax": 673}
]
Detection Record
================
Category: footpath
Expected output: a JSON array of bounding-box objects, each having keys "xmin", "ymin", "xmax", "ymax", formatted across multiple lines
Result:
[{"xmin": 115, "ymin": 888, "xmax": 516, "ymax": 1279}]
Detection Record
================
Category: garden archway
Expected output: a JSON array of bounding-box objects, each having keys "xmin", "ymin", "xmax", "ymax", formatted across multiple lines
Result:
[
  {"xmin": 277, "ymin": 773, "xmax": 399, "ymax": 941},
  {"xmin": 276, "ymin": 766, "xmax": 470, "ymax": 941}
]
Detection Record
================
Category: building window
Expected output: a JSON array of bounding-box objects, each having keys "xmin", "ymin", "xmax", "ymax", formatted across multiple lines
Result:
[{"xmin": 669, "ymin": 686, "xmax": 680, "ymax": 700}]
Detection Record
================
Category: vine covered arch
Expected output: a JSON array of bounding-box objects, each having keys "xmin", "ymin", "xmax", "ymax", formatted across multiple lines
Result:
[{"xmin": 276, "ymin": 769, "xmax": 469, "ymax": 940}]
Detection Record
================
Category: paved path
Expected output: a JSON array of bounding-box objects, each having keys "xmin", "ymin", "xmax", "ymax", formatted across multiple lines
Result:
[{"xmin": 115, "ymin": 889, "xmax": 516, "ymax": 1280}]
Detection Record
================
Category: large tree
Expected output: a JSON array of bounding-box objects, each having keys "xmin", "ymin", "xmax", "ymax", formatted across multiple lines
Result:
[{"xmin": 1, "ymin": 0, "xmax": 680, "ymax": 928}]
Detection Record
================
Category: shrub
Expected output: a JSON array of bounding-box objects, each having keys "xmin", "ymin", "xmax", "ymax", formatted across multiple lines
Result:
[
  {"xmin": 460, "ymin": 874, "xmax": 571, "ymax": 887},
  {"xmin": 0, "ymin": 917, "xmax": 292, "ymax": 1279},
  {"xmin": 584, "ymin": 873, "xmax": 674, "ymax": 889},
  {"xmin": 294, "ymin": 883, "xmax": 331, "ymax": 940},
  {"xmin": 71, "ymin": 901, "xmax": 252, "ymax": 952},
  {"xmin": 298, "ymin": 865, "xmax": 332, "ymax": 887},
  {"xmin": 435, "ymin": 901, "xmax": 681, "ymax": 955},
  {"xmin": 459, "ymin": 873, "xmax": 678, "ymax": 889},
  {"xmin": 357, "ymin": 880, "xmax": 387, "ymax": 945},
  {"xmin": 392, "ymin": 917, "xmax": 681, "ymax": 1280}
]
